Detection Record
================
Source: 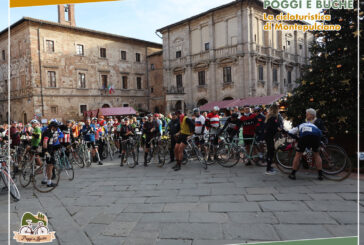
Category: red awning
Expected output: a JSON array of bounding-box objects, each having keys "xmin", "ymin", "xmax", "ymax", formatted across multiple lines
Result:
[
  {"xmin": 199, "ymin": 94, "xmax": 285, "ymax": 111},
  {"xmin": 98, "ymin": 107, "xmax": 136, "ymax": 116}
]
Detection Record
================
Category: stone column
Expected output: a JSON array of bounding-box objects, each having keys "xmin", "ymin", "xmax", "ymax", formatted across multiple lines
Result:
[
  {"xmin": 266, "ymin": 59, "xmax": 272, "ymax": 95},
  {"xmin": 250, "ymin": 56, "xmax": 257, "ymax": 96},
  {"xmin": 242, "ymin": 7, "xmax": 250, "ymax": 52},
  {"xmin": 209, "ymin": 14, "xmax": 217, "ymax": 101},
  {"xmin": 280, "ymin": 62, "xmax": 285, "ymax": 94},
  {"xmin": 237, "ymin": 9, "xmax": 243, "ymax": 53}
]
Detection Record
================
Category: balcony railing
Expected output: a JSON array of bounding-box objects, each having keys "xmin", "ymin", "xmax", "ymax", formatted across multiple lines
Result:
[
  {"xmin": 215, "ymin": 46, "xmax": 237, "ymax": 59},
  {"xmin": 167, "ymin": 86, "xmax": 184, "ymax": 94}
]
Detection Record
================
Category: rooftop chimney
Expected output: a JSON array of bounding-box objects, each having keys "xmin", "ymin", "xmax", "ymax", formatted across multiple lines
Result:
[{"xmin": 58, "ymin": 4, "xmax": 76, "ymax": 26}]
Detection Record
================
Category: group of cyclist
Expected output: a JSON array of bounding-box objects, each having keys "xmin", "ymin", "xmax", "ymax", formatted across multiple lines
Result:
[{"xmin": 0, "ymin": 103, "xmax": 327, "ymax": 180}]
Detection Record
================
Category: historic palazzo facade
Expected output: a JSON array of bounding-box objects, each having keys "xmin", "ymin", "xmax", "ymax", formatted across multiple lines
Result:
[{"xmin": 157, "ymin": 0, "xmax": 313, "ymax": 113}]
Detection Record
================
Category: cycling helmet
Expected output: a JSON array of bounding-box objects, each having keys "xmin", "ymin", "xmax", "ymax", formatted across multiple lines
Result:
[
  {"xmin": 30, "ymin": 119, "xmax": 39, "ymax": 124},
  {"xmin": 231, "ymin": 113, "xmax": 239, "ymax": 119},
  {"xmin": 66, "ymin": 120, "xmax": 73, "ymax": 124},
  {"xmin": 213, "ymin": 106, "xmax": 220, "ymax": 111},
  {"xmin": 147, "ymin": 114, "xmax": 153, "ymax": 118},
  {"xmin": 193, "ymin": 108, "xmax": 200, "ymax": 114},
  {"xmin": 143, "ymin": 116, "xmax": 148, "ymax": 120},
  {"xmin": 91, "ymin": 117, "xmax": 97, "ymax": 121},
  {"xmin": 49, "ymin": 121, "xmax": 59, "ymax": 128}
]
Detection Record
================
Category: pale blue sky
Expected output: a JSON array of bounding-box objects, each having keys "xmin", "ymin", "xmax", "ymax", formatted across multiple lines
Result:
[{"xmin": 0, "ymin": 0, "xmax": 320, "ymax": 43}]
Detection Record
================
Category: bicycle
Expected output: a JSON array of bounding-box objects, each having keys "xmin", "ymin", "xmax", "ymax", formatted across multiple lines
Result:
[
  {"xmin": 0, "ymin": 155, "xmax": 20, "ymax": 201},
  {"xmin": 217, "ymin": 132, "xmax": 267, "ymax": 168},
  {"xmin": 182, "ymin": 135, "xmax": 207, "ymax": 169},
  {"xmin": 22, "ymin": 148, "xmax": 61, "ymax": 193},
  {"xmin": 54, "ymin": 147, "xmax": 74, "ymax": 181},
  {"xmin": 146, "ymin": 137, "xmax": 166, "ymax": 167},
  {"xmin": 77, "ymin": 140, "xmax": 92, "ymax": 167},
  {"xmin": 102, "ymin": 135, "xmax": 116, "ymax": 161},
  {"xmin": 121, "ymin": 138, "xmax": 139, "ymax": 168},
  {"xmin": 275, "ymin": 132, "xmax": 352, "ymax": 181},
  {"xmin": 67, "ymin": 142, "xmax": 85, "ymax": 168}
]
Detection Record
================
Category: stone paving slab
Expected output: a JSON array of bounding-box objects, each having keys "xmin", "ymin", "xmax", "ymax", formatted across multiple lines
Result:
[{"xmin": 0, "ymin": 158, "xmax": 360, "ymax": 244}]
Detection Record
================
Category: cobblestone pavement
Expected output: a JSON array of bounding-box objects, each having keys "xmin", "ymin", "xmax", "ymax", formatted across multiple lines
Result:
[{"xmin": 0, "ymin": 158, "xmax": 361, "ymax": 245}]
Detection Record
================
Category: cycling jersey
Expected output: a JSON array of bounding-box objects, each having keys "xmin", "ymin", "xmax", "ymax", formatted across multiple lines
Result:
[
  {"xmin": 31, "ymin": 127, "xmax": 42, "ymax": 147},
  {"xmin": 43, "ymin": 128, "xmax": 63, "ymax": 147},
  {"xmin": 59, "ymin": 125, "xmax": 72, "ymax": 144},
  {"xmin": 240, "ymin": 113, "xmax": 257, "ymax": 136},
  {"xmin": 194, "ymin": 115, "xmax": 205, "ymax": 135},
  {"xmin": 206, "ymin": 113, "xmax": 220, "ymax": 134},
  {"xmin": 289, "ymin": 122, "xmax": 322, "ymax": 138},
  {"xmin": 119, "ymin": 125, "xmax": 134, "ymax": 140},
  {"xmin": 81, "ymin": 124, "xmax": 96, "ymax": 142},
  {"xmin": 180, "ymin": 116, "xmax": 194, "ymax": 136}
]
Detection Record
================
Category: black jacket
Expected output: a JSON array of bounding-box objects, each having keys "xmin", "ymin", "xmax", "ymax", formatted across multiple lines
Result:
[{"xmin": 167, "ymin": 119, "xmax": 180, "ymax": 135}]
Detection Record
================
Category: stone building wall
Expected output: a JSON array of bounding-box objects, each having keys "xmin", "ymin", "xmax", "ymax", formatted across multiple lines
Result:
[
  {"xmin": 158, "ymin": 0, "xmax": 313, "ymax": 113},
  {"xmin": 0, "ymin": 18, "xmax": 162, "ymax": 123},
  {"xmin": 147, "ymin": 51, "xmax": 165, "ymax": 114}
]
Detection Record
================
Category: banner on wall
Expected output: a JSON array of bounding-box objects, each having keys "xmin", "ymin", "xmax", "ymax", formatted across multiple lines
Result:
[{"xmin": 10, "ymin": 0, "xmax": 118, "ymax": 8}]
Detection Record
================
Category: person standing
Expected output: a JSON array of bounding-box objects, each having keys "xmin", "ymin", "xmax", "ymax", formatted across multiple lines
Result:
[
  {"xmin": 264, "ymin": 104, "xmax": 281, "ymax": 175},
  {"xmin": 173, "ymin": 113, "xmax": 194, "ymax": 171},
  {"xmin": 166, "ymin": 113, "xmax": 180, "ymax": 163},
  {"xmin": 240, "ymin": 105, "xmax": 257, "ymax": 165}
]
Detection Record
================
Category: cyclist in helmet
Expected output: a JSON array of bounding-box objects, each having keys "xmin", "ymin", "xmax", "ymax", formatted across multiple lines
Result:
[
  {"xmin": 42, "ymin": 120, "xmax": 64, "ymax": 187},
  {"xmin": 219, "ymin": 112, "xmax": 242, "ymax": 142}
]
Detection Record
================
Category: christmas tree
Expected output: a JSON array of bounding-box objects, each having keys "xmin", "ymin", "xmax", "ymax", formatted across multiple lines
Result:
[{"xmin": 286, "ymin": 1, "xmax": 363, "ymax": 139}]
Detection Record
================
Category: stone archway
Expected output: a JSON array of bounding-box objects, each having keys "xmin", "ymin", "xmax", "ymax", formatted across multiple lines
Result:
[
  {"xmin": 197, "ymin": 98, "xmax": 208, "ymax": 107},
  {"xmin": 102, "ymin": 104, "xmax": 111, "ymax": 108},
  {"xmin": 223, "ymin": 97, "xmax": 234, "ymax": 101}
]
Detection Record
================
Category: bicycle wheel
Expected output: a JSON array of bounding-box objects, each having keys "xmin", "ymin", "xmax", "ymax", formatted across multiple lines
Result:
[
  {"xmin": 62, "ymin": 156, "xmax": 74, "ymax": 181},
  {"xmin": 19, "ymin": 160, "xmax": 32, "ymax": 188},
  {"xmin": 33, "ymin": 164, "xmax": 60, "ymax": 193},
  {"xmin": 126, "ymin": 145, "xmax": 137, "ymax": 168},
  {"xmin": 275, "ymin": 148, "xmax": 297, "ymax": 174},
  {"xmin": 72, "ymin": 151, "xmax": 85, "ymax": 168},
  {"xmin": 194, "ymin": 146, "xmax": 207, "ymax": 169},
  {"xmin": 251, "ymin": 144, "xmax": 267, "ymax": 167},
  {"xmin": 108, "ymin": 143, "xmax": 115, "ymax": 160},
  {"xmin": 321, "ymin": 145, "xmax": 352, "ymax": 181},
  {"xmin": 216, "ymin": 143, "xmax": 237, "ymax": 168},
  {"xmin": 156, "ymin": 145, "xmax": 166, "ymax": 167},
  {"xmin": 1, "ymin": 169, "xmax": 21, "ymax": 201},
  {"xmin": 84, "ymin": 149, "xmax": 92, "ymax": 167}
]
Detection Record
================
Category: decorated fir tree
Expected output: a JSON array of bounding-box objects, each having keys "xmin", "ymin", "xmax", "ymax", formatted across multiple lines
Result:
[{"xmin": 286, "ymin": 2, "xmax": 363, "ymax": 140}]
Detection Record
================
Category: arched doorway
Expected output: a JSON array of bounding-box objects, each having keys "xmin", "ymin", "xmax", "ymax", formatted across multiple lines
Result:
[
  {"xmin": 23, "ymin": 113, "xmax": 27, "ymax": 124},
  {"xmin": 175, "ymin": 101, "xmax": 187, "ymax": 113},
  {"xmin": 102, "ymin": 104, "xmax": 110, "ymax": 108},
  {"xmin": 197, "ymin": 99, "xmax": 208, "ymax": 107},
  {"xmin": 223, "ymin": 97, "xmax": 234, "ymax": 101}
]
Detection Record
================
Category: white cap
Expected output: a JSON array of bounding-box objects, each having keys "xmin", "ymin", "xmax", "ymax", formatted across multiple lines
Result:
[{"xmin": 213, "ymin": 106, "xmax": 220, "ymax": 111}]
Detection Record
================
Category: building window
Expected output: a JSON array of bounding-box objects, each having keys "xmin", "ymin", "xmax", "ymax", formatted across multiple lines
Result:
[
  {"xmin": 122, "ymin": 76, "xmax": 128, "ymax": 89},
  {"xmin": 76, "ymin": 44, "xmax": 84, "ymax": 56},
  {"xmin": 121, "ymin": 50, "xmax": 126, "ymax": 60},
  {"xmin": 283, "ymin": 46, "xmax": 286, "ymax": 50},
  {"xmin": 287, "ymin": 41, "xmax": 291, "ymax": 46},
  {"xmin": 51, "ymin": 106, "xmax": 58, "ymax": 114},
  {"xmin": 223, "ymin": 67, "xmax": 232, "ymax": 83},
  {"xmin": 100, "ymin": 48, "xmax": 106, "ymax": 58},
  {"xmin": 136, "ymin": 77, "xmax": 142, "ymax": 90},
  {"xmin": 136, "ymin": 53, "xmax": 141, "ymax": 62},
  {"xmin": 176, "ymin": 51, "xmax": 182, "ymax": 58},
  {"xmin": 151, "ymin": 87, "xmax": 154, "ymax": 93},
  {"xmin": 78, "ymin": 73, "xmax": 86, "ymax": 88},
  {"xmin": 299, "ymin": 44, "xmax": 303, "ymax": 50},
  {"xmin": 273, "ymin": 68, "xmax": 278, "ymax": 82},
  {"xmin": 47, "ymin": 71, "xmax": 56, "ymax": 87},
  {"xmin": 1, "ymin": 50, "xmax": 5, "ymax": 60},
  {"xmin": 258, "ymin": 66, "xmax": 264, "ymax": 81},
  {"xmin": 80, "ymin": 105, "xmax": 87, "ymax": 115},
  {"xmin": 151, "ymin": 64, "xmax": 155, "ymax": 70},
  {"xmin": 205, "ymin": 43, "xmax": 210, "ymax": 51},
  {"xmin": 287, "ymin": 71, "xmax": 292, "ymax": 84},
  {"xmin": 198, "ymin": 71, "xmax": 206, "ymax": 86},
  {"xmin": 176, "ymin": 74, "xmax": 183, "ymax": 88},
  {"xmin": 46, "ymin": 40, "xmax": 54, "ymax": 53},
  {"xmin": 123, "ymin": 104, "xmax": 129, "ymax": 107},
  {"xmin": 101, "ymin": 74, "xmax": 108, "ymax": 89}
]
